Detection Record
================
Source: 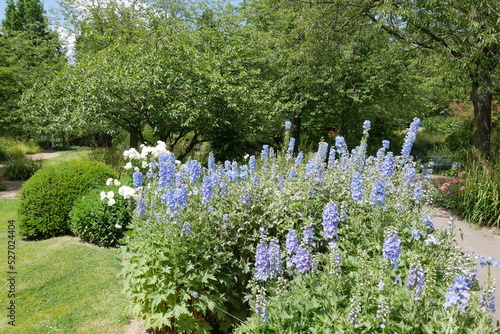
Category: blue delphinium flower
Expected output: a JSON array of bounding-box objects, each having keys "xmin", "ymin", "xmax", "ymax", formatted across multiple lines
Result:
[
  {"xmin": 362, "ymin": 120, "xmax": 371, "ymax": 137},
  {"xmin": 351, "ymin": 172, "xmax": 363, "ymax": 204},
  {"xmin": 288, "ymin": 168, "xmax": 298, "ymax": 180},
  {"xmin": 181, "ymin": 222, "xmax": 191, "ymax": 236},
  {"xmin": 411, "ymin": 228, "xmax": 421, "ymax": 240},
  {"xmin": 136, "ymin": 196, "xmax": 146, "ymax": 219},
  {"xmin": 229, "ymin": 162, "xmax": 239, "ymax": 182},
  {"xmin": 187, "ymin": 160, "xmax": 201, "ymax": 184},
  {"xmin": 443, "ymin": 273, "xmax": 472, "ymax": 312},
  {"xmin": 286, "ymin": 229, "xmax": 299, "ymax": 269},
  {"xmin": 382, "ymin": 140, "xmax": 390, "ymax": 150},
  {"xmin": 255, "ymin": 242, "xmax": 270, "ymax": 281},
  {"xmin": 303, "ymin": 223, "xmax": 316, "ymax": 248},
  {"xmin": 481, "ymin": 285, "xmax": 496, "ymax": 313},
  {"xmin": 158, "ymin": 152, "xmax": 176, "ymax": 188},
  {"xmin": 268, "ymin": 238, "xmax": 283, "ymax": 278},
  {"xmin": 295, "ymin": 151, "xmax": 304, "ymax": 166},
  {"xmin": 401, "ymin": 118, "xmax": 421, "ymax": 161},
  {"xmin": 404, "ymin": 165, "xmax": 416, "ymax": 186},
  {"xmin": 249, "ymin": 156, "xmax": 257, "ymax": 174},
  {"xmin": 261, "ymin": 145, "xmax": 269, "ymax": 162},
  {"xmin": 133, "ymin": 171, "xmax": 143, "ymax": 187},
  {"xmin": 284, "ymin": 120, "xmax": 292, "ymax": 130},
  {"xmin": 348, "ymin": 293, "xmax": 362, "ymax": 329},
  {"xmin": 224, "ymin": 160, "xmax": 231, "ymax": 172},
  {"xmin": 287, "ymin": 138, "xmax": 295, "ymax": 155},
  {"xmin": 149, "ymin": 162, "xmax": 157, "ymax": 170},
  {"xmin": 240, "ymin": 193, "xmax": 251, "ymax": 206},
  {"xmin": 323, "ymin": 202, "xmax": 340, "ymax": 240},
  {"xmin": 335, "ymin": 136, "xmax": 347, "ymax": 155},
  {"xmin": 422, "ymin": 214, "xmax": 435, "ymax": 229},
  {"xmin": 407, "ymin": 262, "xmax": 425, "ymax": 300},
  {"xmin": 383, "ymin": 229, "xmax": 401, "ymax": 269},
  {"xmin": 277, "ymin": 176, "xmax": 285, "ymax": 190},
  {"xmin": 240, "ymin": 165, "xmax": 249, "ymax": 180},
  {"xmin": 208, "ymin": 153, "xmax": 216, "ymax": 172},
  {"xmin": 413, "ymin": 182, "xmax": 423, "ymax": 203},
  {"xmin": 222, "ymin": 214, "xmax": 229, "ymax": 224},
  {"xmin": 371, "ymin": 180, "xmax": 386, "ymax": 206},
  {"xmin": 327, "ymin": 147, "xmax": 336, "ymax": 169},
  {"xmin": 201, "ymin": 175, "xmax": 213, "ymax": 204},
  {"xmin": 381, "ymin": 153, "xmax": 394, "ymax": 179},
  {"xmin": 317, "ymin": 142, "xmax": 329, "ymax": 161},
  {"xmin": 294, "ymin": 244, "xmax": 312, "ymax": 273}
]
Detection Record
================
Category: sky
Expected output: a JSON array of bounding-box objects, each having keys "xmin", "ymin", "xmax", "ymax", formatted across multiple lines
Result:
[{"xmin": 0, "ymin": 0, "xmax": 60, "ymax": 22}]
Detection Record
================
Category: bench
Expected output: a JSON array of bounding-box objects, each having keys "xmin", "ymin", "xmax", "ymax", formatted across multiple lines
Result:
[{"xmin": 430, "ymin": 156, "xmax": 453, "ymax": 172}]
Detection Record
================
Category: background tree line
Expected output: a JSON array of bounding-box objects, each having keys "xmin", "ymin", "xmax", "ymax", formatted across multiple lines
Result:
[{"xmin": 1, "ymin": 0, "xmax": 498, "ymax": 159}]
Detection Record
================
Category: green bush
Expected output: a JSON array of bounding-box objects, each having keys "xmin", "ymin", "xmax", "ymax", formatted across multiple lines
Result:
[
  {"xmin": 18, "ymin": 160, "xmax": 116, "ymax": 239},
  {"xmin": 1, "ymin": 159, "xmax": 42, "ymax": 180},
  {"xmin": 0, "ymin": 182, "xmax": 6, "ymax": 191},
  {"xmin": 444, "ymin": 131, "xmax": 473, "ymax": 152},
  {"xmin": 70, "ymin": 185, "xmax": 134, "ymax": 247}
]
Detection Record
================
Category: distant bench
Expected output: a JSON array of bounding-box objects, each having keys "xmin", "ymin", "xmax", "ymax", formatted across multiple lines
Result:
[{"xmin": 430, "ymin": 156, "xmax": 454, "ymax": 171}]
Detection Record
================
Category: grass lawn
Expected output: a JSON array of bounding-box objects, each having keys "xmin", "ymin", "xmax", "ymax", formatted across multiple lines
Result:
[
  {"xmin": 0, "ymin": 199, "xmax": 131, "ymax": 333},
  {"xmin": 43, "ymin": 150, "xmax": 93, "ymax": 165}
]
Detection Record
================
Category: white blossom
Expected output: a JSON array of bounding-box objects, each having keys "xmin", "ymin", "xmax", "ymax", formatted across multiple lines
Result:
[{"xmin": 119, "ymin": 186, "xmax": 137, "ymax": 199}]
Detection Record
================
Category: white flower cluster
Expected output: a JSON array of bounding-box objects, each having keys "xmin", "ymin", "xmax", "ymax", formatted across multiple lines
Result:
[
  {"xmin": 100, "ymin": 190, "xmax": 116, "ymax": 206},
  {"xmin": 118, "ymin": 186, "xmax": 137, "ymax": 199},
  {"xmin": 106, "ymin": 178, "xmax": 121, "ymax": 186},
  {"xmin": 124, "ymin": 141, "xmax": 170, "ymax": 170}
]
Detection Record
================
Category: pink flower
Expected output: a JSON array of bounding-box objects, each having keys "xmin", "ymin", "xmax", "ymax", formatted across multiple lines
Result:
[
  {"xmin": 460, "ymin": 186, "xmax": 465, "ymax": 191},
  {"xmin": 452, "ymin": 178, "xmax": 462, "ymax": 184},
  {"xmin": 458, "ymin": 171, "xmax": 466, "ymax": 177},
  {"xmin": 440, "ymin": 183, "xmax": 451, "ymax": 192}
]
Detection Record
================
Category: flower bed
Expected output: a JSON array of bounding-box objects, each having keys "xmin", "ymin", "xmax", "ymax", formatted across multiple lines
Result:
[{"xmin": 115, "ymin": 119, "xmax": 498, "ymax": 333}]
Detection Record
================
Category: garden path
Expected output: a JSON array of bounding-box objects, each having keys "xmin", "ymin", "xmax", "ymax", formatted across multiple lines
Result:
[
  {"xmin": 0, "ymin": 150, "xmax": 60, "ymax": 199},
  {"xmin": 432, "ymin": 206, "xmax": 500, "ymax": 325}
]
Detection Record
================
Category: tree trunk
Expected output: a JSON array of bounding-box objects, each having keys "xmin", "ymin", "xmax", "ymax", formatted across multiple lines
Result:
[
  {"xmin": 129, "ymin": 128, "xmax": 139, "ymax": 148},
  {"xmin": 292, "ymin": 116, "xmax": 301, "ymax": 154},
  {"xmin": 470, "ymin": 79, "xmax": 492, "ymax": 157}
]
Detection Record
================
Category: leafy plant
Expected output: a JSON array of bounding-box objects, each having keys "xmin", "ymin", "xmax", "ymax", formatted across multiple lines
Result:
[
  {"xmin": 18, "ymin": 160, "xmax": 116, "ymax": 239},
  {"xmin": 117, "ymin": 119, "xmax": 498, "ymax": 333},
  {"xmin": 1, "ymin": 158, "xmax": 42, "ymax": 180},
  {"xmin": 70, "ymin": 184, "xmax": 134, "ymax": 247}
]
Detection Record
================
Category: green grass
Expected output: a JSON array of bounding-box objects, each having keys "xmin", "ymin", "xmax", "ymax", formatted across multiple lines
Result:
[
  {"xmin": 43, "ymin": 150, "xmax": 93, "ymax": 165},
  {"xmin": 0, "ymin": 199, "xmax": 131, "ymax": 333}
]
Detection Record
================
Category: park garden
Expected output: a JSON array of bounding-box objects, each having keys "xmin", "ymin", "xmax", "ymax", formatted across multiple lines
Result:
[{"xmin": 1, "ymin": 0, "xmax": 500, "ymax": 333}]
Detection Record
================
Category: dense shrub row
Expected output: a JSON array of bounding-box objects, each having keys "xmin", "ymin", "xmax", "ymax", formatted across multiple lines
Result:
[{"xmin": 115, "ymin": 120, "xmax": 497, "ymax": 333}]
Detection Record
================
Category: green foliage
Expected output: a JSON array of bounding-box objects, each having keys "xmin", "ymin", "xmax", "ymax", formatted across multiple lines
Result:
[
  {"xmin": 70, "ymin": 185, "xmax": 134, "ymax": 247},
  {"xmin": 18, "ymin": 160, "xmax": 116, "ymax": 239},
  {"xmin": 444, "ymin": 132, "xmax": 473, "ymax": 152},
  {"xmin": 119, "ymin": 122, "xmax": 497, "ymax": 333},
  {"xmin": 1, "ymin": 158, "xmax": 42, "ymax": 180},
  {"xmin": 0, "ymin": 182, "xmax": 6, "ymax": 191}
]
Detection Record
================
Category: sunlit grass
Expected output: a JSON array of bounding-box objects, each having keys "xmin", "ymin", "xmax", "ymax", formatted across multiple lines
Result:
[
  {"xmin": 0, "ymin": 199, "xmax": 131, "ymax": 333},
  {"xmin": 42, "ymin": 150, "xmax": 93, "ymax": 165}
]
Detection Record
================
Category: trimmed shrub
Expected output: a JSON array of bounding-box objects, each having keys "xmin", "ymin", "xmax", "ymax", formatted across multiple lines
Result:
[
  {"xmin": 70, "ymin": 185, "xmax": 134, "ymax": 247},
  {"xmin": 2, "ymin": 159, "xmax": 42, "ymax": 180},
  {"xmin": 18, "ymin": 160, "xmax": 116, "ymax": 239}
]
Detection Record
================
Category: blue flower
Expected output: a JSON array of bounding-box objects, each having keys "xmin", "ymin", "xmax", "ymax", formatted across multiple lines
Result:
[
  {"xmin": 284, "ymin": 120, "xmax": 292, "ymax": 130},
  {"xmin": 383, "ymin": 230, "xmax": 401, "ymax": 269},
  {"xmin": 382, "ymin": 140, "xmax": 390, "ymax": 150},
  {"xmin": 381, "ymin": 154, "xmax": 394, "ymax": 179},
  {"xmin": 133, "ymin": 171, "xmax": 143, "ymax": 187},
  {"xmin": 255, "ymin": 242, "xmax": 270, "ymax": 281},
  {"xmin": 187, "ymin": 160, "xmax": 201, "ymax": 184},
  {"xmin": 422, "ymin": 214, "xmax": 435, "ymax": 229},
  {"xmin": 351, "ymin": 172, "xmax": 363, "ymax": 204},
  {"xmin": 327, "ymin": 147, "xmax": 336, "ymax": 169},
  {"xmin": 480, "ymin": 286, "xmax": 496, "ymax": 313},
  {"xmin": 255, "ymin": 288, "xmax": 268, "ymax": 323},
  {"xmin": 411, "ymin": 228, "xmax": 421, "ymax": 240},
  {"xmin": 240, "ymin": 165, "xmax": 249, "ymax": 180},
  {"xmin": 370, "ymin": 180, "xmax": 386, "ymax": 206},
  {"xmin": 208, "ymin": 153, "xmax": 216, "ymax": 172},
  {"xmin": 317, "ymin": 142, "xmax": 329, "ymax": 161},
  {"xmin": 261, "ymin": 145, "xmax": 269, "ymax": 162},
  {"xmin": 240, "ymin": 193, "xmax": 251, "ymax": 206},
  {"xmin": 407, "ymin": 262, "xmax": 425, "ymax": 300},
  {"xmin": 181, "ymin": 222, "xmax": 191, "ymax": 236},
  {"xmin": 335, "ymin": 136, "xmax": 347, "ymax": 155},
  {"xmin": 268, "ymin": 238, "xmax": 283, "ymax": 278},
  {"xmin": 286, "ymin": 229, "xmax": 299, "ymax": 255},
  {"xmin": 201, "ymin": 175, "xmax": 213, "ymax": 204},
  {"xmin": 294, "ymin": 244, "xmax": 312, "ymax": 273},
  {"xmin": 295, "ymin": 152, "xmax": 304, "ymax": 166},
  {"xmin": 303, "ymin": 223, "xmax": 316, "ymax": 248},
  {"xmin": 158, "ymin": 152, "xmax": 176, "ymax": 189},
  {"xmin": 249, "ymin": 156, "xmax": 257, "ymax": 174},
  {"xmin": 401, "ymin": 118, "xmax": 421, "ymax": 160},
  {"xmin": 323, "ymin": 202, "xmax": 340, "ymax": 240},
  {"xmin": 287, "ymin": 138, "xmax": 295, "ymax": 155},
  {"xmin": 136, "ymin": 196, "xmax": 146, "ymax": 219},
  {"xmin": 443, "ymin": 273, "xmax": 472, "ymax": 312}
]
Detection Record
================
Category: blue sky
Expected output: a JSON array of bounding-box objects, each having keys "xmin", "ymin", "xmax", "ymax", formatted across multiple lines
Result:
[{"xmin": 0, "ymin": 0, "xmax": 60, "ymax": 22}]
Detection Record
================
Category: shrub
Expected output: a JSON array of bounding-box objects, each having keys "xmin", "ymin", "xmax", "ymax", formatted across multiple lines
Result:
[
  {"xmin": 118, "ymin": 119, "xmax": 497, "ymax": 333},
  {"xmin": 444, "ymin": 131, "xmax": 473, "ymax": 152},
  {"xmin": 1, "ymin": 158, "xmax": 42, "ymax": 180},
  {"xmin": 70, "ymin": 184, "xmax": 134, "ymax": 247},
  {"xmin": 18, "ymin": 160, "xmax": 116, "ymax": 239}
]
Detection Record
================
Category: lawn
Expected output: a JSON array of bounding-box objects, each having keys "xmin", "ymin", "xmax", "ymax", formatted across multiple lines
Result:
[
  {"xmin": 0, "ymin": 199, "xmax": 131, "ymax": 333},
  {"xmin": 43, "ymin": 150, "xmax": 93, "ymax": 165}
]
